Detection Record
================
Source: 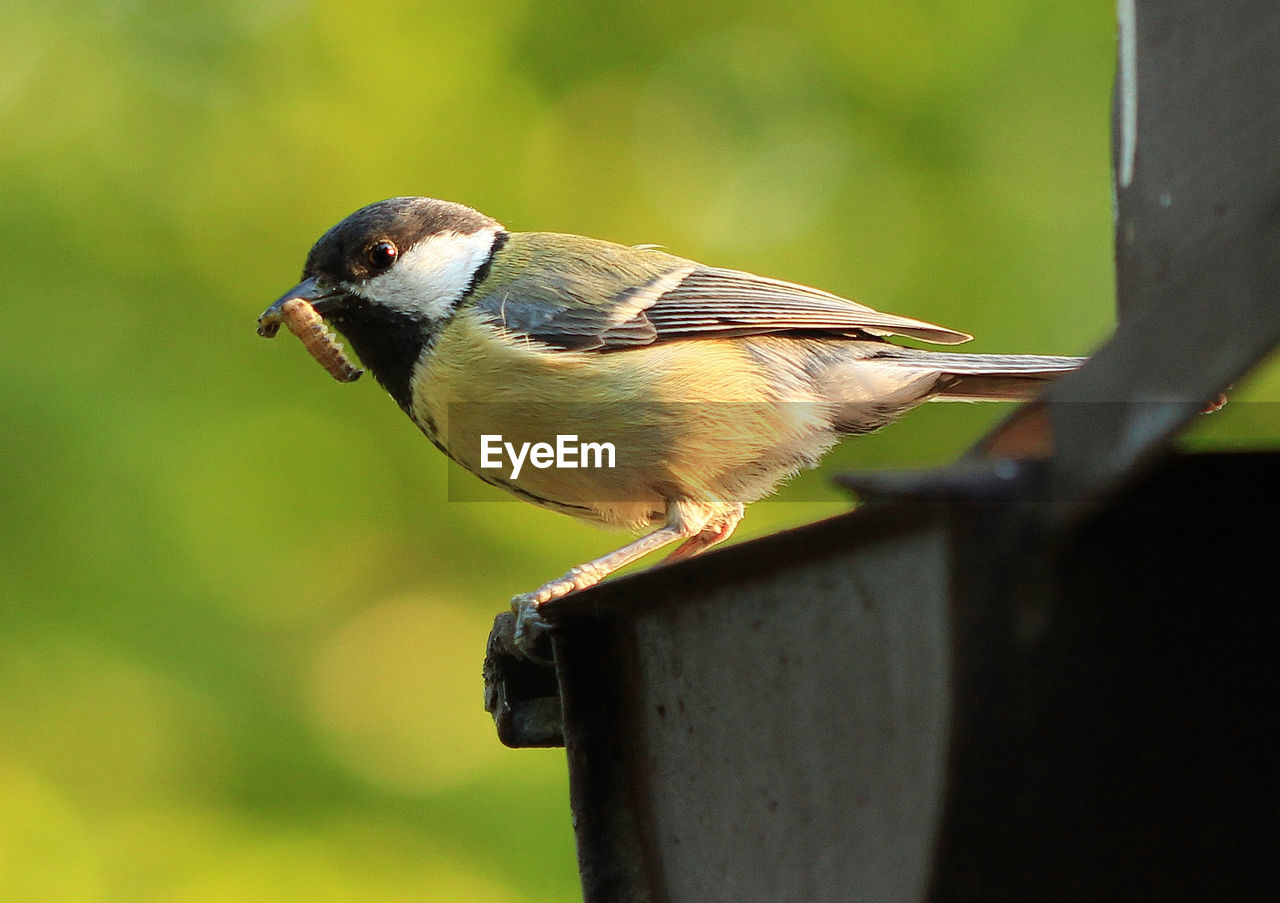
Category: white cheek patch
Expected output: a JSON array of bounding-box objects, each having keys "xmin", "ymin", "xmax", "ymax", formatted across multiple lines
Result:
[{"xmin": 353, "ymin": 227, "xmax": 500, "ymax": 319}]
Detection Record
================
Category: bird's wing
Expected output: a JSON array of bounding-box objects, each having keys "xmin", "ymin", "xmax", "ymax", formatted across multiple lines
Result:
[
  {"xmin": 646, "ymin": 266, "xmax": 971, "ymax": 345},
  {"xmin": 471, "ymin": 233, "xmax": 971, "ymax": 351}
]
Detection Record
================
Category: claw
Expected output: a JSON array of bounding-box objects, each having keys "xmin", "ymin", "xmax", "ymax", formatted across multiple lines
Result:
[{"xmin": 511, "ymin": 593, "xmax": 555, "ymax": 665}]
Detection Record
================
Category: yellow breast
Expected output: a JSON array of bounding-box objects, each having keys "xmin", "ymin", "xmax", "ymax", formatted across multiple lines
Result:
[{"xmin": 413, "ymin": 309, "xmax": 834, "ymax": 530}]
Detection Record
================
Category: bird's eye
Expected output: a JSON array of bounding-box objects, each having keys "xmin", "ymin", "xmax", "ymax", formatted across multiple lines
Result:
[{"xmin": 367, "ymin": 240, "xmax": 398, "ymax": 271}]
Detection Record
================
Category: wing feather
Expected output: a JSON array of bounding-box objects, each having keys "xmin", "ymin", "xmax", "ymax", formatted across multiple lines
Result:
[
  {"xmin": 472, "ymin": 234, "xmax": 971, "ymax": 350},
  {"xmin": 647, "ymin": 267, "xmax": 971, "ymax": 345}
]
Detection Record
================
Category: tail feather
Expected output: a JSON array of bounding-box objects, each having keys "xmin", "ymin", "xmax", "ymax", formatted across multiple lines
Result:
[{"xmin": 877, "ymin": 350, "xmax": 1085, "ymax": 402}]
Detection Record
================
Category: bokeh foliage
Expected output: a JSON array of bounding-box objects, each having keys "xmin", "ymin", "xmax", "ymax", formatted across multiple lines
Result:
[{"xmin": 2, "ymin": 1, "xmax": 1272, "ymax": 900}]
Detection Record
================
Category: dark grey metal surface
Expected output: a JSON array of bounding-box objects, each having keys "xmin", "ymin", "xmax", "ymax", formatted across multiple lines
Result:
[
  {"xmin": 528, "ymin": 456, "xmax": 1278, "ymax": 901},
  {"xmin": 542, "ymin": 504, "xmax": 952, "ymax": 896},
  {"xmin": 928, "ymin": 453, "xmax": 1278, "ymax": 901},
  {"xmin": 484, "ymin": 612, "xmax": 562, "ymax": 747}
]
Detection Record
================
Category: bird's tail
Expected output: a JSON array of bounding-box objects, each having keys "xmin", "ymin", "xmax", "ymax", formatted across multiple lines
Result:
[
  {"xmin": 875, "ymin": 349, "xmax": 1085, "ymax": 402},
  {"xmin": 793, "ymin": 343, "xmax": 1085, "ymax": 436}
]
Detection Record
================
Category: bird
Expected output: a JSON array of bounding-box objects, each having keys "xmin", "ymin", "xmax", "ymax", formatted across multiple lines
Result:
[{"xmin": 258, "ymin": 197, "xmax": 1083, "ymax": 638}]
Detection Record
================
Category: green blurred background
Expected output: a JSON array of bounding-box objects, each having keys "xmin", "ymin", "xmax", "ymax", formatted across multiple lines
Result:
[{"xmin": 2, "ymin": 0, "xmax": 1274, "ymax": 900}]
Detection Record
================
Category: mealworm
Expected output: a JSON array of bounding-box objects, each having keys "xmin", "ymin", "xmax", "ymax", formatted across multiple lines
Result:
[{"xmin": 273, "ymin": 298, "xmax": 363, "ymax": 383}]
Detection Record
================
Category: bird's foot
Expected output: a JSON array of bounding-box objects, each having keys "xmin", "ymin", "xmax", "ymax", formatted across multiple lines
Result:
[
  {"xmin": 510, "ymin": 593, "xmax": 555, "ymax": 664},
  {"xmin": 508, "ymin": 561, "xmax": 611, "ymax": 661}
]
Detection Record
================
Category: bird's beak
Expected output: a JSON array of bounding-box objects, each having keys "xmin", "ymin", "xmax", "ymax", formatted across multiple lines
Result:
[{"xmin": 257, "ymin": 276, "xmax": 349, "ymax": 338}]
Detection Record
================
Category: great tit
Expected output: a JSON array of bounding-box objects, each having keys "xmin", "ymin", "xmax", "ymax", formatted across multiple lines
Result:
[{"xmin": 259, "ymin": 197, "xmax": 1083, "ymax": 624}]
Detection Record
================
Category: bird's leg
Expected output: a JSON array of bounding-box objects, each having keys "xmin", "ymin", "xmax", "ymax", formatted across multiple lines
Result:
[
  {"xmin": 511, "ymin": 503, "xmax": 716, "ymax": 655},
  {"xmin": 522, "ymin": 523, "xmax": 694, "ymax": 606},
  {"xmin": 511, "ymin": 522, "xmax": 694, "ymax": 655},
  {"xmin": 664, "ymin": 503, "xmax": 744, "ymax": 561}
]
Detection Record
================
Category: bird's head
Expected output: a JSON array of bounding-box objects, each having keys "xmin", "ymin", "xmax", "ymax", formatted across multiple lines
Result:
[{"xmin": 258, "ymin": 197, "xmax": 506, "ymax": 407}]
